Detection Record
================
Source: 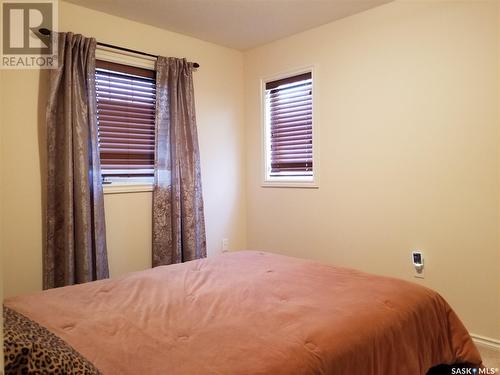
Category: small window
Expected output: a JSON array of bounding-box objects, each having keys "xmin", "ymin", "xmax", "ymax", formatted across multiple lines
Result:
[
  {"xmin": 95, "ymin": 60, "xmax": 156, "ymax": 183},
  {"xmin": 263, "ymin": 70, "xmax": 316, "ymax": 186}
]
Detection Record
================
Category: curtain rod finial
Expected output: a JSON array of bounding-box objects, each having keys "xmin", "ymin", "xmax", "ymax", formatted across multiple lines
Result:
[{"xmin": 39, "ymin": 28, "xmax": 51, "ymax": 35}]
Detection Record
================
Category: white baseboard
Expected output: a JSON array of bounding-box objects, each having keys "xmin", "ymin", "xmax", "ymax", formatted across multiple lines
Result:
[{"xmin": 471, "ymin": 333, "xmax": 500, "ymax": 352}]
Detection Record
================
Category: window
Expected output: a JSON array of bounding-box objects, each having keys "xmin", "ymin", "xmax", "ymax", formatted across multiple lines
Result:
[
  {"xmin": 263, "ymin": 70, "xmax": 317, "ymax": 186},
  {"xmin": 95, "ymin": 60, "xmax": 156, "ymax": 183}
]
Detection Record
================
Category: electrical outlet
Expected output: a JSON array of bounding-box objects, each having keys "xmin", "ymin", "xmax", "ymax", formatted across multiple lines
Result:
[
  {"xmin": 412, "ymin": 251, "xmax": 424, "ymax": 279},
  {"xmin": 222, "ymin": 238, "xmax": 229, "ymax": 253}
]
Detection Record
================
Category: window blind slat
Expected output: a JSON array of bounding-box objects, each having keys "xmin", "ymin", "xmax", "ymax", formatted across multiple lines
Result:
[
  {"xmin": 100, "ymin": 135, "xmax": 154, "ymax": 143},
  {"xmin": 98, "ymin": 109, "xmax": 155, "ymax": 119},
  {"xmin": 271, "ymin": 108, "xmax": 312, "ymax": 119},
  {"xmin": 101, "ymin": 144, "xmax": 155, "ymax": 150},
  {"xmin": 272, "ymin": 132, "xmax": 312, "ymax": 140},
  {"xmin": 272, "ymin": 150, "xmax": 312, "ymax": 156},
  {"xmin": 97, "ymin": 115, "xmax": 155, "ymax": 125},
  {"xmin": 269, "ymin": 84, "xmax": 311, "ymax": 98},
  {"xmin": 98, "ymin": 99, "xmax": 155, "ymax": 110},
  {"xmin": 271, "ymin": 124, "xmax": 312, "ymax": 134},
  {"xmin": 96, "ymin": 89, "xmax": 155, "ymax": 101},
  {"xmin": 101, "ymin": 147, "xmax": 155, "ymax": 153},
  {"xmin": 97, "ymin": 92, "xmax": 154, "ymax": 104},
  {"xmin": 272, "ymin": 158, "xmax": 312, "ymax": 164},
  {"xmin": 271, "ymin": 145, "xmax": 312, "ymax": 152},
  {"xmin": 99, "ymin": 130, "xmax": 154, "ymax": 138},
  {"xmin": 99, "ymin": 130, "xmax": 155, "ymax": 138},
  {"xmin": 270, "ymin": 100, "xmax": 312, "ymax": 112},
  {"xmin": 95, "ymin": 77, "xmax": 155, "ymax": 90},
  {"xmin": 271, "ymin": 131, "xmax": 312, "ymax": 140},
  {"xmin": 96, "ymin": 80, "xmax": 155, "ymax": 92},
  {"xmin": 96, "ymin": 60, "xmax": 156, "ymax": 177},
  {"xmin": 269, "ymin": 91, "xmax": 312, "ymax": 104},
  {"xmin": 271, "ymin": 138, "xmax": 312, "ymax": 147},
  {"xmin": 270, "ymin": 90, "xmax": 312, "ymax": 102},
  {"xmin": 269, "ymin": 93, "xmax": 312, "ymax": 105},
  {"xmin": 271, "ymin": 118, "xmax": 312, "ymax": 129},
  {"xmin": 96, "ymin": 121, "xmax": 155, "ymax": 132}
]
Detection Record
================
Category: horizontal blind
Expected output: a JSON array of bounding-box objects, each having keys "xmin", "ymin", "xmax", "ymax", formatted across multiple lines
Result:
[
  {"xmin": 95, "ymin": 60, "xmax": 156, "ymax": 177},
  {"xmin": 266, "ymin": 72, "xmax": 312, "ymax": 177}
]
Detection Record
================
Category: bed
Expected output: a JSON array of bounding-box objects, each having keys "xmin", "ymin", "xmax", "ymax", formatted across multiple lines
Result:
[{"xmin": 4, "ymin": 251, "xmax": 481, "ymax": 374}]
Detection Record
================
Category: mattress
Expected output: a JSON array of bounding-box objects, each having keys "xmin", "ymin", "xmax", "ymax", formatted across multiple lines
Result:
[{"xmin": 4, "ymin": 251, "xmax": 482, "ymax": 374}]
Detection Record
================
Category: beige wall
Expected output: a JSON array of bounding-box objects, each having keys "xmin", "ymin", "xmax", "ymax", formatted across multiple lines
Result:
[
  {"xmin": 1, "ymin": 0, "xmax": 499, "ymax": 348},
  {"xmin": 498, "ymin": 0, "xmax": 500, "ymax": 340},
  {"xmin": 0, "ymin": 68, "xmax": 4, "ymax": 372},
  {"xmin": 244, "ymin": 0, "xmax": 500, "ymax": 340},
  {"xmin": 497, "ymin": 0, "xmax": 500, "ymax": 341},
  {"xmin": 0, "ymin": 1, "xmax": 247, "ymax": 297}
]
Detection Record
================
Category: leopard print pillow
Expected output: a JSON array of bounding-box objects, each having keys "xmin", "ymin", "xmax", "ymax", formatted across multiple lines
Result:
[{"xmin": 3, "ymin": 306, "xmax": 101, "ymax": 375}]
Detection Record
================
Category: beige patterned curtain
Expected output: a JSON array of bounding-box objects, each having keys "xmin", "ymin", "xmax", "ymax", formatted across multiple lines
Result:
[
  {"xmin": 45, "ymin": 32, "xmax": 109, "ymax": 289},
  {"xmin": 152, "ymin": 57, "xmax": 206, "ymax": 266}
]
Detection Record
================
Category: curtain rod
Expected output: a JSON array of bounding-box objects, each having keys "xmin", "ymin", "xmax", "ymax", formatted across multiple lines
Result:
[{"xmin": 38, "ymin": 28, "xmax": 200, "ymax": 68}]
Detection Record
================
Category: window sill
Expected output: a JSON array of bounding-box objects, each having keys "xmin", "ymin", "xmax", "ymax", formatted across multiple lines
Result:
[
  {"xmin": 261, "ymin": 181, "xmax": 319, "ymax": 189},
  {"xmin": 103, "ymin": 183, "xmax": 153, "ymax": 194}
]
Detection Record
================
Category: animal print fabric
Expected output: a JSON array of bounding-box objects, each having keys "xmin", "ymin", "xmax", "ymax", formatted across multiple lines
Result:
[{"xmin": 3, "ymin": 306, "xmax": 101, "ymax": 375}]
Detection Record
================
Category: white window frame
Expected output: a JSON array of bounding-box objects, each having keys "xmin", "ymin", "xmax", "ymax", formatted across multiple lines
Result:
[
  {"xmin": 260, "ymin": 65, "xmax": 319, "ymax": 188},
  {"xmin": 96, "ymin": 46, "xmax": 156, "ymax": 194}
]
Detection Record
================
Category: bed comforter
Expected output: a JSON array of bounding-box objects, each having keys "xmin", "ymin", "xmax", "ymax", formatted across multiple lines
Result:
[{"xmin": 4, "ymin": 251, "xmax": 481, "ymax": 374}]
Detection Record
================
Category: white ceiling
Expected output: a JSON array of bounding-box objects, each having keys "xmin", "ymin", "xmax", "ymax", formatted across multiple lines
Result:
[{"xmin": 64, "ymin": 0, "xmax": 392, "ymax": 51}]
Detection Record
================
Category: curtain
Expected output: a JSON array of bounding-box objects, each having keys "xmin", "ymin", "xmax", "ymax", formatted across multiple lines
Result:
[
  {"xmin": 45, "ymin": 32, "xmax": 109, "ymax": 289},
  {"xmin": 152, "ymin": 57, "xmax": 206, "ymax": 266}
]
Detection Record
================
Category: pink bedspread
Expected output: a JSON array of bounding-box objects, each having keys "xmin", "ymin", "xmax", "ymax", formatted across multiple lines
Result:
[{"xmin": 5, "ymin": 251, "xmax": 481, "ymax": 374}]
